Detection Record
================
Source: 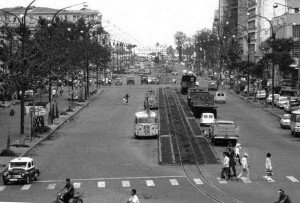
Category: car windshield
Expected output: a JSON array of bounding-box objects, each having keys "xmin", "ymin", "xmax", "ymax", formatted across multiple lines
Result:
[
  {"xmin": 217, "ymin": 122, "xmax": 234, "ymax": 125},
  {"xmin": 283, "ymin": 115, "xmax": 291, "ymax": 119},
  {"xmin": 138, "ymin": 118, "xmax": 155, "ymax": 123},
  {"xmin": 209, "ymin": 115, "xmax": 214, "ymax": 118},
  {"xmin": 10, "ymin": 162, "xmax": 27, "ymax": 168}
]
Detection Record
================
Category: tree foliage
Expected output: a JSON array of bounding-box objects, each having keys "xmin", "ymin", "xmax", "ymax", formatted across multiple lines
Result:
[{"xmin": 174, "ymin": 31, "xmax": 187, "ymax": 61}]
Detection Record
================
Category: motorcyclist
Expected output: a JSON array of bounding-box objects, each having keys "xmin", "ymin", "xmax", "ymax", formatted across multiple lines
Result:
[
  {"xmin": 58, "ymin": 178, "xmax": 75, "ymax": 203},
  {"xmin": 274, "ymin": 189, "xmax": 292, "ymax": 203}
]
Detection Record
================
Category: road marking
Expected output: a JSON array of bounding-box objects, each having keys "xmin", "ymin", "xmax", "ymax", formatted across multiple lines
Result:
[
  {"xmin": 267, "ymin": 177, "xmax": 275, "ymax": 182},
  {"xmin": 287, "ymin": 176, "xmax": 299, "ymax": 182},
  {"xmin": 73, "ymin": 182, "xmax": 81, "ymax": 188},
  {"xmin": 35, "ymin": 175, "xmax": 186, "ymax": 183},
  {"xmin": 170, "ymin": 179, "xmax": 179, "ymax": 186},
  {"xmin": 193, "ymin": 179, "xmax": 203, "ymax": 185},
  {"xmin": 146, "ymin": 180, "xmax": 155, "ymax": 186},
  {"xmin": 21, "ymin": 184, "xmax": 31, "ymax": 190},
  {"xmin": 122, "ymin": 181, "xmax": 130, "ymax": 187},
  {"xmin": 240, "ymin": 177, "xmax": 251, "ymax": 183},
  {"xmin": 98, "ymin": 181, "xmax": 105, "ymax": 188},
  {"xmin": 0, "ymin": 186, "xmax": 5, "ymax": 191},
  {"xmin": 217, "ymin": 178, "xmax": 227, "ymax": 184},
  {"xmin": 47, "ymin": 184, "xmax": 56, "ymax": 190}
]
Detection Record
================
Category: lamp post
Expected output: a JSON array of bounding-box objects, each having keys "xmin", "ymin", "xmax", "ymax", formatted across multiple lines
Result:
[
  {"xmin": 0, "ymin": 0, "xmax": 36, "ymax": 137},
  {"xmin": 249, "ymin": 12, "xmax": 295, "ymax": 107}
]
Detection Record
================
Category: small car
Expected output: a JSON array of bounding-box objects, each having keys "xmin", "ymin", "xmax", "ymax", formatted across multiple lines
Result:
[
  {"xmin": 275, "ymin": 96, "xmax": 288, "ymax": 108},
  {"xmin": 267, "ymin": 94, "xmax": 280, "ymax": 104},
  {"xmin": 115, "ymin": 78, "xmax": 123, "ymax": 85},
  {"xmin": 280, "ymin": 114, "xmax": 291, "ymax": 129},
  {"xmin": 126, "ymin": 76, "xmax": 135, "ymax": 85},
  {"xmin": 208, "ymin": 82, "xmax": 218, "ymax": 91},
  {"xmin": 284, "ymin": 100, "xmax": 300, "ymax": 113},
  {"xmin": 200, "ymin": 113, "xmax": 215, "ymax": 126},
  {"xmin": 256, "ymin": 90, "xmax": 266, "ymax": 100},
  {"xmin": 2, "ymin": 157, "xmax": 40, "ymax": 185}
]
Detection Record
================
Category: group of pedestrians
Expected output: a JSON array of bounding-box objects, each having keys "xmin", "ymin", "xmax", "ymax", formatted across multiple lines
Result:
[{"xmin": 220, "ymin": 142, "xmax": 273, "ymax": 182}]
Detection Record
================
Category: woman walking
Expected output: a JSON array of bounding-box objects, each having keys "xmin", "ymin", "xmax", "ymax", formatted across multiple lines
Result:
[{"xmin": 264, "ymin": 153, "xmax": 273, "ymax": 180}]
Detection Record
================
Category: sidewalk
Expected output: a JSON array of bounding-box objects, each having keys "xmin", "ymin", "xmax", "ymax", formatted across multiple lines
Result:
[
  {"xmin": 0, "ymin": 87, "xmax": 103, "ymax": 174},
  {"xmin": 229, "ymin": 90, "xmax": 282, "ymax": 119}
]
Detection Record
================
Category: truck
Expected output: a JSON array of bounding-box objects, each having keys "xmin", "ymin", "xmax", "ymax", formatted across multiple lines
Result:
[
  {"xmin": 208, "ymin": 120, "xmax": 239, "ymax": 146},
  {"xmin": 187, "ymin": 88, "xmax": 217, "ymax": 118}
]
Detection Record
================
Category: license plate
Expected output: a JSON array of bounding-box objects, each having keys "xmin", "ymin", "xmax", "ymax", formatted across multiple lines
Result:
[
  {"xmin": 12, "ymin": 175, "xmax": 21, "ymax": 178},
  {"xmin": 9, "ymin": 179, "xmax": 18, "ymax": 181}
]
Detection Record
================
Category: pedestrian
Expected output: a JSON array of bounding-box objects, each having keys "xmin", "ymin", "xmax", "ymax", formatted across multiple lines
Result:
[
  {"xmin": 264, "ymin": 152, "xmax": 273, "ymax": 180},
  {"xmin": 203, "ymin": 130, "xmax": 208, "ymax": 137},
  {"xmin": 274, "ymin": 189, "xmax": 292, "ymax": 203},
  {"xmin": 60, "ymin": 85, "xmax": 64, "ymax": 96},
  {"xmin": 126, "ymin": 189, "xmax": 140, "ymax": 203},
  {"xmin": 125, "ymin": 93, "xmax": 129, "ymax": 104},
  {"xmin": 221, "ymin": 152, "xmax": 230, "ymax": 180},
  {"xmin": 237, "ymin": 153, "xmax": 250, "ymax": 181},
  {"xmin": 226, "ymin": 147, "xmax": 237, "ymax": 179},
  {"xmin": 234, "ymin": 142, "xmax": 242, "ymax": 166}
]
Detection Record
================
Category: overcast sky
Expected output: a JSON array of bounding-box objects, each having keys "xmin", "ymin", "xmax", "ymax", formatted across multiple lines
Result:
[{"xmin": 1, "ymin": 0, "xmax": 219, "ymax": 48}]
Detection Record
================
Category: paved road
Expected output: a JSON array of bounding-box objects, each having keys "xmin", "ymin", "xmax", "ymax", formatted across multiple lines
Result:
[{"xmin": 1, "ymin": 65, "xmax": 299, "ymax": 202}]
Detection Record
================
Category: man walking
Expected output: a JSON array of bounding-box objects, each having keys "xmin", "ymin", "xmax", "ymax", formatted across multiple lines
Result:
[
  {"xmin": 226, "ymin": 147, "xmax": 236, "ymax": 179},
  {"xmin": 264, "ymin": 152, "xmax": 273, "ymax": 180},
  {"xmin": 237, "ymin": 153, "xmax": 250, "ymax": 181},
  {"xmin": 221, "ymin": 152, "xmax": 230, "ymax": 179},
  {"xmin": 235, "ymin": 143, "xmax": 242, "ymax": 165}
]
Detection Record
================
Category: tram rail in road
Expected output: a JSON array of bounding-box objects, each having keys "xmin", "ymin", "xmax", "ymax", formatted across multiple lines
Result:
[{"xmin": 160, "ymin": 87, "xmax": 244, "ymax": 203}]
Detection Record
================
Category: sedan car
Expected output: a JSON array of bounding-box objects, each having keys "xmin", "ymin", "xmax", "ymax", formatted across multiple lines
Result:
[
  {"xmin": 280, "ymin": 114, "xmax": 291, "ymax": 129},
  {"xmin": 208, "ymin": 82, "xmax": 218, "ymax": 91},
  {"xmin": 200, "ymin": 113, "xmax": 215, "ymax": 126},
  {"xmin": 2, "ymin": 157, "xmax": 40, "ymax": 185}
]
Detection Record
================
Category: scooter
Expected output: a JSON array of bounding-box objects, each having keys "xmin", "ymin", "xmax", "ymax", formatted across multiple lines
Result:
[{"xmin": 52, "ymin": 192, "xmax": 83, "ymax": 203}]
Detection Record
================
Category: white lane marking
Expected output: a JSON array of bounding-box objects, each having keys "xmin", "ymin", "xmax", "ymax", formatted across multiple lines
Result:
[
  {"xmin": 287, "ymin": 176, "xmax": 299, "ymax": 182},
  {"xmin": 122, "ymin": 181, "xmax": 130, "ymax": 187},
  {"xmin": 35, "ymin": 175, "xmax": 185, "ymax": 183},
  {"xmin": 146, "ymin": 180, "xmax": 155, "ymax": 186},
  {"xmin": 47, "ymin": 183, "xmax": 56, "ymax": 190},
  {"xmin": 240, "ymin": 177, "xmax": 251, "ymax": 183},
  {"xmin": 73, "ymin": 182, "xmax": 81, "ymax": 188},
  {"xmin": 0, "ymin": 186, "xmax": 5, "ymax": 191},
  {"xmin": 194, "ymin": 179, "xmax": 203, "ymax": 185},
  {"xmin": 98, "ymin": 181, "xmax": 105, "ymax": 188},
  {"xmin": 21, "ymin": 184, "xmax": 31, "ymax": 190},
  {"xmin": 170, "ymin": 179, "xmax": 179, "ymax": 186},
  {"xmin": 267, "ymin": 177, "xmax": 275, "ymax": 182},
  {"xmin": 217, "ymin": 177, "xmax": 227, "ymax": 184}
]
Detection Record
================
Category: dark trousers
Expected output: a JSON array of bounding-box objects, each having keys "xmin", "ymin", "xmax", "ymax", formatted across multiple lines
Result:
[
  {"xmin": 229, "ymin": 163, "xmax": 236, "ymax": 177},
  {"xmin": 62, "ymin": 193, "xmax": 73, "ymax": 203},
  {"xmin": 221, "ymin": 167, "xmax": 230, "ymax": 179}
]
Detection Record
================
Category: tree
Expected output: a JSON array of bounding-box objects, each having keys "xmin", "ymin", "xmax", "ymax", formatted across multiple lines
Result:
[
  {"xmin": 166, "ymin": 45, "xmax": 175, "ymax": 58},
  {"xmin": 174, "ymin": 31, "xmax": 187, "ymax": 62}
]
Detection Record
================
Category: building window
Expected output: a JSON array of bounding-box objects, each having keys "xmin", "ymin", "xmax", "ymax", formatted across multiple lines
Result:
[
  {"xmin": 293, "ymin": 41, "xmax": 300, "ymax": 57},
  {"xmin": 293, "ymin": 25, "xmax": 300, "ymax": 38}
]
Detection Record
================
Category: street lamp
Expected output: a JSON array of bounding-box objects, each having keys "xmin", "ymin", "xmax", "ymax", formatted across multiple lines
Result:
[
  {"xmin": 0, "ymin": 0, "xmax": 36, "ymax": 137},
  {"xmin": 247, "ymin": 12, "xmax": 295, "ymax": 107}
]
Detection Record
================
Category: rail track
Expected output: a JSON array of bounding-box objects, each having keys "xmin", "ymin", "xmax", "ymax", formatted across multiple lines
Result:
[{"xmin": 162, "ymin": 87, "xmax": 244, "ymax": 203}]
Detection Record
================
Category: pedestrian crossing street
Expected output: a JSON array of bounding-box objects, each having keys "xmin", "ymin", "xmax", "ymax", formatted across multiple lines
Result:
[{"xmin": 0, "ymin": 175, "xmax": 299, "ymax": 192}]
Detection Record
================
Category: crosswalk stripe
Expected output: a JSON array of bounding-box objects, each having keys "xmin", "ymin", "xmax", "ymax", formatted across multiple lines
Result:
[
  {"xmin": 0, "ymin": 186, "xmax": 5, "ymax": 191},
  {"xmin": 21, "ymin": 184, "xmax": 31, "ymax": 190},
  {"xmin": 73, "ymin": 182, "xmax": 81, "ymax": 188},
  {"xmin": 98, "ymin": 181, "xmax": 105, "ymax": 188},
  {"xmin": 47, "ymin": 184, "xmax": 56, "ymax": 190},
  {"xmin": 122, "ymin": 181, "xmax": 130, "ymax": 187},
  {"xmin": 170, "ymin": 179, "xmax": 179, "ymax": 186},
  {"xmin": 146, "ymin": 180, "xmax": 155, "ymax": 186},
  {"xmin": 287, "ymin": 176, "xmax": 299, "ymax": 182},
  {"xmin": 193, "ymin": 179, "xmax": 203, "ymax": 185},
  {"xmin": 240, "ymin": 177, "xmax": 251, "ymax": 183},
  {"xmin": 217, "ymin": 178, "xmax": 227, "ymax": 184},
  {"xmin": 267, "ymin": 177, "xmax": 275, "ymax": 182}
]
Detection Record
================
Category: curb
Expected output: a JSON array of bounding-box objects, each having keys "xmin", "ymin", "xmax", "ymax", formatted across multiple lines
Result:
[
  {"xmin": 0, "ymin": 89, "xmax": 105, "ymax": 175},
  {"xmin": 230, "ymin": 90, "xmax": 281, "ymax": 119}
]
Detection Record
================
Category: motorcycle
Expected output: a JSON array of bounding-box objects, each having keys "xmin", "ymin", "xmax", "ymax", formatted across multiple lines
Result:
[{"xmin": 51, "ymin": 192, "xmax": 83, "ymax": 203}]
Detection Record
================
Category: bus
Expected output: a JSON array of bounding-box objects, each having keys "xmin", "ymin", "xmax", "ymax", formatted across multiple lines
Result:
[
  {"xmin": 181, "ymin": 74, "xmax": 196, "ymax": 94},
  {"xmin": 279, "ymin": 79, "xmax": 297, "ymax": 96}
]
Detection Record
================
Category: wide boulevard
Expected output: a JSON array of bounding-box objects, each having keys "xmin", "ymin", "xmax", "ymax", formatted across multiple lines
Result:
[{"xmin": 0, "ymin": 67, "xmax": 300, "ymax": 203}]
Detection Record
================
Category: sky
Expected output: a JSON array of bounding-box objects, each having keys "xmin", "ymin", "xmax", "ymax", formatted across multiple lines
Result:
[{"xmin": 1, "ymin": 0, "xmax": 219, "ymax": 48}]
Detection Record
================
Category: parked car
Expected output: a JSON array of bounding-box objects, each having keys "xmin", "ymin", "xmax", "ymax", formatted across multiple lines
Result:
[
  {"xmin": 266, "ymin": 94, "xmax": 280, "ymax": 104},
  {"xmin": 280, "ymin": 114, "xmax": 291, "ymax": 129},
  {"xmin": 126, "ymin": 76, "xmax": 135, "ymax": 85},
  {"xmin": 115, "ymin": 78, "xmax": 123, "ymax": 85},
  {"xmin": 2, "ymin": 157, "xmax": 40, "ymax": 185},
  {"xmin": 275, "ymin": 96, "xmax": 288, "ymax": 108},
  {"xmin": 200, "ymin": 113, "xmax": 215, "ymax": 126},
  {"xmin": 284, "ymin": 100, "xmax": 300, "ymax": 113},
  {"xmin": 256, "ymin": 90, "xmax": 266, "ymax": 100}
]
